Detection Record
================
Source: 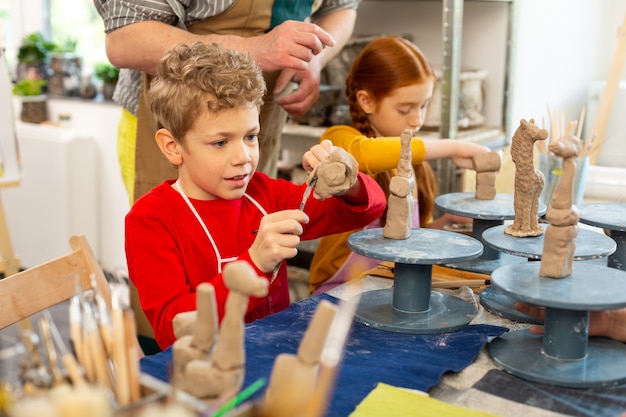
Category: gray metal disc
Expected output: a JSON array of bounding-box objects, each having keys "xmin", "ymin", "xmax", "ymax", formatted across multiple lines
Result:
[
  {"xmin": 492, "ymin": 262, "xmax": 626, "ymax": 310},
  {"xmin": 434, "ymin": 192, "xmax": 547, "ymax": 220},
  {"xmin": 479, "ymin": 285, "xmax": 542, "ymax": 324},
  {"xmin": 579, "ymin": 202, "xmax": 626, "ymax": 231},
  {"xmin": 489, "ymin": 329, "xmax": 626, "ymax": 388},
  {"xmin": 347, "ymin": 228, "xmax": 483, "ymax": 264},
  {"xmin": 445, "ymin": 252, "xmax": 527, "ymax": 274},
  {"xmin": 352, "ymin": 289, "xmax": 476, "ymax": 334},
  {"xmin": 482, "ymin": 224, "xmax": 616, "ymax": 260}
]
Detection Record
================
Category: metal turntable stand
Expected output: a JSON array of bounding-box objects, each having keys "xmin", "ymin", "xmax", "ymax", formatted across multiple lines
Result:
[
  {"xmin": 347, "ymin": 228, "xmax": 483, "ymax": 334},
  {"xmin": 435, "ymin": 192, "xmax": 547, "ymax": 323},
  {"xmin": 434, "ymin": 192, "xmax": 547, "ymax": 274},
  {"xmin": 488, "ymin": 262, "xmax": 626, "ymax": 388},
  {"xmin": 480, "ymin": 223, "xmax": 617, "ymax": 323}
]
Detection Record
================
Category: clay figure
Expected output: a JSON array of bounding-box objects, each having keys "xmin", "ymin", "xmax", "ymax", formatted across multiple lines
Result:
[
  {"xmin": 313, "ymin": 147, "xmax": 359, "ymax": 200},
  {"xmin": 384, "ymin": 129, "xmax": 416, "ymax": 239},
  {"xmin": 261, "ymin": 300, "xmax": 338, "ymax": 417},
  {"xmin": 172, "ymin": 261, "xmax": 268, "ymax": 399},
  {"xmin": 473, "ymin": 151, "xmax": 501, "ymax": 200},
  {"xmin": 504, "ymin": 119, "xmax": 548, "ymax": 237},
  {"xmin": 540, "ymin": 133, "xmax": 581, "ymax": 278},
  {"xmin": 171, "ymin": 283, "xmax": 217, "ymax": 389}
]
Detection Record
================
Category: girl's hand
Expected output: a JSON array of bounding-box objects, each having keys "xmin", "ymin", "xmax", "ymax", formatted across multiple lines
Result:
[
  {"xmin": 248, "ymin": 210, "xmax": 309, "ymax": 273},
  {"xmin": 450, "ymin": 143, "xmax": 493, "ymax": 169}
]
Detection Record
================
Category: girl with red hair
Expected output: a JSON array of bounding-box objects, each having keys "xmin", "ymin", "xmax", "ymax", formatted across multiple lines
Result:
[{"xmin": 309, "ymin": 36, "xmax": 492, "ymax": 294}]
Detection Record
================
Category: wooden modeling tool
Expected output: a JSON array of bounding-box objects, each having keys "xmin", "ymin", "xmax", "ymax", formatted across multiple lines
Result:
[
  {"xmin": 82, "ymin": 302, "xmax": 113, "ymax": 390},
  {"xmin": 123, "ymin": 309, "xmax": 142, "ymax": 403},
  {"xmin": 44, "ymin": 310, "xmax": 86, "ymax": 387},
  {"xmin": 69, "ymin": 278, "xmax": 92, "ymax": 383},
  {"xmin": 38, "ymin": 314, "xmax": 65, "ymax": 387},
  {"xmin": 111, "ymin": 290, "xmax": 130, "ymax": 406}
]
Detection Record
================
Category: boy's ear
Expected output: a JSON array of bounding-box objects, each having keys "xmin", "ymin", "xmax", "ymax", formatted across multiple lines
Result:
[
  {"xmin": 356, "ymin": 90, "xmax": 375, "ymax": 114},
  {"xmin": 155, "ymin": 128, "xmax": 183, "ymax": 166}
]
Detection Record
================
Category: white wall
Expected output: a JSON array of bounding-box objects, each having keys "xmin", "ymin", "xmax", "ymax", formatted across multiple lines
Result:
[
  {"xmin": 510, "ymin": 0, "xmax": 615, "ymax": 129},
  {"xmin": 44, "ymin": 98, "xmax": 130, "ymax": 273}
]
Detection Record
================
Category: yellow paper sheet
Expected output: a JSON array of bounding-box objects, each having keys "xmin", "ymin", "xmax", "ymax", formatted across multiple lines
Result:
[{"xmin": 349, "ymin": 383, "xmax": 501, "ymax": 417}]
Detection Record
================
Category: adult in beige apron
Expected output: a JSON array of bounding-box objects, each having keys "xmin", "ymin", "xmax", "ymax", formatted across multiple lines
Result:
[{"xmin": 133, "ymin": 0, "xmax": 289, "ymax": 203}]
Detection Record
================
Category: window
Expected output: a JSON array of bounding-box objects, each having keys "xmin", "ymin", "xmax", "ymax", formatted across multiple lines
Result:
[{"xmin": 0, "ymin": 0, "xmax": 107, "ymax": 80}]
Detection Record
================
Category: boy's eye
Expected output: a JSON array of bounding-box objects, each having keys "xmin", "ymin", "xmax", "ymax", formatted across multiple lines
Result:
[
  {"xmin": 213, "ymin": 140, "xmax": 227, "ymax": 147},
  {"xmin": 245, "ymin": 134, "xmax": 259, "ymax": 142}
]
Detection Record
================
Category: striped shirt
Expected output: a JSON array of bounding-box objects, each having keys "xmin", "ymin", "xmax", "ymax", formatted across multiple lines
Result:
[{"xmin": 93, "ymin": 0, "xmax": 360, "ymax": 115}]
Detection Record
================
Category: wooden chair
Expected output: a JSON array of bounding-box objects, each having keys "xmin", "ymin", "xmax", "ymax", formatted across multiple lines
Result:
[{"xmin": 0, "ymin": 234, "xmax": 111, "ymax": 330}]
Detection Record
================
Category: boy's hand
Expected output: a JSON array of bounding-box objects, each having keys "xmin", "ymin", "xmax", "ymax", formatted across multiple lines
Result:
[
  {"xmin": 302, "ymin": 139, "xmax": 335, "ymax": 173},
  {"xmin": 302, "ymin": 140, "xmax": 359, "ymax": 200},
  {"xmin": 249, "ymin": 210, "xmax": 310, "ymax": 273}
]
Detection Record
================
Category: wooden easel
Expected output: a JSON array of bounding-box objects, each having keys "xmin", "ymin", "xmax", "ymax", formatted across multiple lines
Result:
[
  {"xmin": 0, "ymin": 188, "xmax": 21, "ymax": 277},
  {"xmin": 0, "ymin": 44, "xmax": 31, "ymax": 343},
  {"xmin": 0, "ymin": 187, "xmax": 37, "ymax": 351}
]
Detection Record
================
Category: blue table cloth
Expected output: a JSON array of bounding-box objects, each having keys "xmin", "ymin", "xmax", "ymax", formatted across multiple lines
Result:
[{"xmin": 141, "ymin": 294, "xmax": 507, "ymax": 417}]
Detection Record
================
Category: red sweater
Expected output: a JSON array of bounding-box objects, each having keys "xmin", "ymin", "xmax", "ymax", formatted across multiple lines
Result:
[{"xmin": 125, "ymin": 172, "xmax": 385, "ymax": 348}]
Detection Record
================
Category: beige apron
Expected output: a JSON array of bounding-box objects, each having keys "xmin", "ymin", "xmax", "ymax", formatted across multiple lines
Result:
[{"xmin": 133, "ymin": 0, "xmax": 287, "ymax": 202}]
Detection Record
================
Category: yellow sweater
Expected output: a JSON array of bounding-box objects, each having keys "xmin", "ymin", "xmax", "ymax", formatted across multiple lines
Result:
[{"xmin": 309, "ymin": 125, "xmax": 427, "ymax": 292}]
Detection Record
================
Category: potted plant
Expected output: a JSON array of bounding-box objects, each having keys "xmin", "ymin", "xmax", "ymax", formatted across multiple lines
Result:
[
  {"xmin": 94, "ymin": 61, "xmax": 120, "ymax": 100},
  {"xmin": 13, "ymin": 78, "xmax": 48, "ymax": 123},
  {"xmin": 16, "ymin": 32, "xmax": 57, "ymax": 83}
]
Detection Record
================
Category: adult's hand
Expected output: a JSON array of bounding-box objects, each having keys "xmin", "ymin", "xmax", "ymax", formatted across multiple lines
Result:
[
  {"xmin": 515, "ymin": 302, "xmax": 626, "ymax": 343},
  {"xmin": 273, "ymin": 8, "xmax": 357, "ymax": 115},
  {"xmin": 242, "ymin": 20, "xmax": 335, "ymax": 72},
  {"xmin": 273, "ymin": 60, "xmax": 322, "ymax": 115},
  {"xmin": 105, "ymin": 19, "xmax": 334, "ymax": 75}
]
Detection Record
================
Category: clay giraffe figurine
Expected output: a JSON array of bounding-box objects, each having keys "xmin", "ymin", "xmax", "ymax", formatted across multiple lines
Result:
[{"xmin": 504, "ymin": 118, "xmax": 548, "ymax": 237}]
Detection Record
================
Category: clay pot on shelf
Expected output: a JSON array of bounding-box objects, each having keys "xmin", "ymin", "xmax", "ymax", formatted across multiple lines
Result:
[
  {"xmin": 19, "ymin": 95, "xmax": 48, "ymax": 123},
  {"xmin": 13, "ymin": 78, "xmax": 49, "ymax": 123}
]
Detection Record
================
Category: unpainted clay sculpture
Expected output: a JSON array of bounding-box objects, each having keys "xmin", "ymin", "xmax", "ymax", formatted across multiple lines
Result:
[
  {"xmin": 504, "ymin": 118, "xmax": 548, "ymax": 237},
  {"xmin": 261, "ymin": 299, "xmax": 338, "ymax": 417},
  {"xmin": 171, "ymin": 283, "xmax": 217, "ymax": 389},
  {"xmin": 540, "ymin": 132, "xmax": 581, "ymax": 278},
  {"xmin": 383, "ymin": 129, "xmax": 415, "ymax": 240},
  {"xmin": 313, "ymin": 147, "xmax": 358, "ymax": 200},
  {"xmin": 172, "ymin": 261, "xmax": 269, "ymax": 400},
  {"xmin": 473, "ymin": 151, "xmax": 501, "ymax": 200}
]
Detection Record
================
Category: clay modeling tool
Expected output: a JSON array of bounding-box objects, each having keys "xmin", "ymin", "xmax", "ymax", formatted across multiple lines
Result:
[
  {"xmin": 299, "ymin": 167, "xmax": 319, "ymax": 211},
  {"xmin": 44, "ymin": 310, "xmax": 86, "ymax": 387},
  {"xmin": 38, "ymin": 314, "xmax": 65, "ymax": 387}
]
